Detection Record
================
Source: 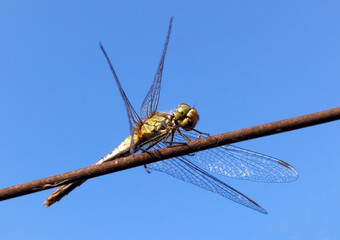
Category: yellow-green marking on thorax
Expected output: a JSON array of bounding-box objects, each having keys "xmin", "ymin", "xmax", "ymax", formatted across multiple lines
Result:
[{"xmin": 138, "ymin": 112, "xmax": 173, "ymax": 143}]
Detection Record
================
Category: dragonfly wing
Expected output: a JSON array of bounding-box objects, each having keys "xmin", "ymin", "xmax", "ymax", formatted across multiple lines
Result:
[
  {"xmin": 140, "ymin": 17, "xmax": 173, "ymax": 119},
  {"xmin": 147, "ymin": 150, "xmax": 267, "ymax": 214},
  {"xmin": 173, "ymin": 131, "xmax": 298, "ymax": 183},
  {"xmin": 100, "ymin": 43, "xmax": 141, "ymax": 146}
]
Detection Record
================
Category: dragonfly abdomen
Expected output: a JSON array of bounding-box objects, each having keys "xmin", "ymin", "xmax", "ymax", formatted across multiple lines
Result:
[{"xmin": 96, "ymin": 136, "xmax": 133, "ymax": 164}]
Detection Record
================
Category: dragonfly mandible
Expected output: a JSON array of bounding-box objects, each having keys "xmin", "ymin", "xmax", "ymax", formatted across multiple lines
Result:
[{"xmin": 44, "ymin": 17, "xmax": 298, "ymax": 214}]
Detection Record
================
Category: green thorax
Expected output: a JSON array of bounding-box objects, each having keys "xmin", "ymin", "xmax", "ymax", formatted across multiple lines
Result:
[{"xmin": 137, "ymin": 112, "xmax": 174, "ymax": 143}]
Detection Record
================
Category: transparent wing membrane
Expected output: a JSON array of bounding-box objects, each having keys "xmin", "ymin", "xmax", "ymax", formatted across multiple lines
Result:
[
  {"xmin": 146, "ymin": 129, "xmax": 298, "ymax": 214},
  {"xmin": 100, "ymin": 43, "xmax": 141, "ymax": 135},
  {"xmin": 174, "ymin": 131, "xmax": 298, "ymax": 182},
  {"xmin": 140, "ymin": 17, "xmax": 173, "ymax": 119},
  {"xmin": 147, "ymin": 146, "xmax": 268, "ymax": 214}
]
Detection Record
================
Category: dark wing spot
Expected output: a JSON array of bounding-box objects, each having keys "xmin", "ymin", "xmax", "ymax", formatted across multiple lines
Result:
[
  {"xmin": 278, "ymin": 160, "xmax": 294, "ymax": 169},
  {"xmin": 246, "ymin": 196, "xmax": 268, "ymax": 214}
]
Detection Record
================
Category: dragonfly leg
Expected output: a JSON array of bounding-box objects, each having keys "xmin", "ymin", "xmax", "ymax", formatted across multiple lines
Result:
[
  {"xmin": 139, "ymin": 147, "xmax": 156, "ymax": 174},
  {"xmin": 163, "ymin": 131, "xmax": 188, "ymax": 145},
  {"xmin": 163, "ymin": 140, "xmax": 186, "ymax": 145},
  {"xmin": 144, "ymin": 164, "xmax": 152, "ymax": 174},
  {"xmin": 176, "ymin": 129, "xmax": 196, "ymax": 156},
  {"xmin": 192, "ymin": 128, "xmax": 210, "ymax": 138},
  {"xmin": 161, "ymin": 140, "xmax": 194, "ymax": 156}
]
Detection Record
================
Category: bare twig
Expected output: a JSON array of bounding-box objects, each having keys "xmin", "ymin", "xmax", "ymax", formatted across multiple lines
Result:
[{"xmin": 0, "ymin": 106, "xmax": 339, "ymax": 202}]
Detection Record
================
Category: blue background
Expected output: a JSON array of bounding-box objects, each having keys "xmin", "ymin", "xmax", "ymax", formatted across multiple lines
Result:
[{"xmin": 0, "ymin": 1, "xmax": 339, "ymax": 239}]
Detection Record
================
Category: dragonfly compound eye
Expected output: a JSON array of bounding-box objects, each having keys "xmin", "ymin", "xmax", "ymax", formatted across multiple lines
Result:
[
  {"xmin": 174, "ymin": 104, "xmax": 199, "ymax": 130},
  {"xmin": 174, "ymin": 104, "xmax": 191, "ymax": 120}
]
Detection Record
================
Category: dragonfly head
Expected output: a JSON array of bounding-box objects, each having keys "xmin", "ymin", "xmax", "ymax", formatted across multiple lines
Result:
[{"xmin": 173, "ymin": 104, "xmax": 199, "ymax": 130}]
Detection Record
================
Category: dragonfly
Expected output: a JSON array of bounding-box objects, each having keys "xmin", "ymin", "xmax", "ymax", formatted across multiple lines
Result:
[{"xmin": 44, "ymin": 17, "xmax": 298, "ymax": 214}]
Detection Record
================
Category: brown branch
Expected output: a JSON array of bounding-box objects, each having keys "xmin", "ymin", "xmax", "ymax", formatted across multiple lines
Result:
[{"xmin": 0, "ymin": 106, "xmax": 340, "ymax": 202}]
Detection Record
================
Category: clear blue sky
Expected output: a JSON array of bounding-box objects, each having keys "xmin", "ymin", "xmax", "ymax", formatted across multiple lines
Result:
[{"xmin": 0, "ymin": 1, "xmax": 339, "ymax": 239}]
